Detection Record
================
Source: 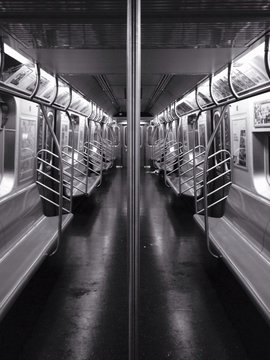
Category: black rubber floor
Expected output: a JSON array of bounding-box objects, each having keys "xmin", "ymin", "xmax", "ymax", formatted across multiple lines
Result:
[{"xmin": 0, "ymin": 169, "xmax": 270, "ymax": 359}]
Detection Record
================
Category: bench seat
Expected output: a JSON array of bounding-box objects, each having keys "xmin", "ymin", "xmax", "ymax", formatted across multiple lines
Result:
[
  {"xmin": 165, "ymin": 172, "xmax": 202, "ymax": 197},
  {"xmin": 65, "ymin": 174, "xmax": 101, "ymax": 197},
  {"xmin": 194, "ymin": 184, "xmax": 270, "ymax": 322},
  {"xmin": 103, "ymin": 161, "xmax": 112, "ymax": 171},
  {"xmin": 0, "ymin": 183, "xmax": 73, "ymax": 320},
  {"xmin": 166, "ymin": 175, "xmax": 180, "ymax": 195}
]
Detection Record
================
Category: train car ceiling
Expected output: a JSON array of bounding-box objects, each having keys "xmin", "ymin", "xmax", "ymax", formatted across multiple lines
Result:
[{"xmin": 0, "ymin": 1, "xmax": 270, "ymax": 116}]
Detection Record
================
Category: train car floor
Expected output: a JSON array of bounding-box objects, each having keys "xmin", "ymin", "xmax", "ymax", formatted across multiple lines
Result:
[
  {"xmin": 0, "ymin": 169, "xmax": 128, "ymax": 360},
  {"xmin": 0, "ymin": 169, "xmax": 270, "ymax": 360},
  {"xmin": 139, "ymin": 171, "xmax": 270, "ymax": 360}
]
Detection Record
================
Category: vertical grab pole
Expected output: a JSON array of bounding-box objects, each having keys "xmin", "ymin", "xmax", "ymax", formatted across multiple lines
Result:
[
  {"xmin": 193, "ymin": 111, "xmax": 202, "ymax": 213},
  {"xmin": 96, "ymin": 123, "xmax": 103, "ymax": 186},
  {"xmin": 127, "ymin": 0, "xmax": 141, "ymax": 358},
  {"xmin": 175, "ymin": 103, "xmax": 182, "ymax": 195},
  {"xmin": 85, "ymin": 117, "xmax": 90, "ymax": 194}
]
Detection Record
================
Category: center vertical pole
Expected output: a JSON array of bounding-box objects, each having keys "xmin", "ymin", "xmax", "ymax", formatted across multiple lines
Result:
[{"xmin": 127, "ymin": 0, "xmax": 141, "ymax": 359}]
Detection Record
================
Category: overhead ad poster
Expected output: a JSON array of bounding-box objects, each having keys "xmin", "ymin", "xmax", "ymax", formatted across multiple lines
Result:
[
  {"xmin": 232, "ymin": 117, "xmax": 247, "ymax": 168},
  {"xmin": 254, "ymin": 100, "xmax": 270, "ymax": 127},
  {"xmin": 4, "ymin": 64, "xmax": 36, "ymax": 94}
]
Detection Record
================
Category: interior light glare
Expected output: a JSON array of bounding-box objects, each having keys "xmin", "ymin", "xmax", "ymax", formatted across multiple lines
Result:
[{"xmin": 4, "ymin": 43, "xmax": 30, "ymax": 65}]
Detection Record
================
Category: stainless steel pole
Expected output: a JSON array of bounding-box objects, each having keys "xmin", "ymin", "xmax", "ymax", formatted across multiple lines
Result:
[{"xmin": 127, "ymin": 0, "xmax": 141, "ymax": 358}]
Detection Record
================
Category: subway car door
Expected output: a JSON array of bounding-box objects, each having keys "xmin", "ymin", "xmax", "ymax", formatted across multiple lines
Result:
[
  {"xmin": 140, "ymin": 124, "xmax": 146, "ymax": 167},
  {"xmin": 122, "ymin": 124, "xmax": 128, "ymax": 167},
  {"xmin": 120, "ymin": 123, "xmax": 146, "ymax": 168},
  {"xmin": 113, "ymin": 124, "xmax": 121, "ymax": 167}
]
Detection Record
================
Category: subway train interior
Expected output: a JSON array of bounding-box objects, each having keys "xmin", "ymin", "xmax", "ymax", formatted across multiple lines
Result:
[{"xmin": 1, "ymin": 1, "xmax": 270, "ymax": 359}]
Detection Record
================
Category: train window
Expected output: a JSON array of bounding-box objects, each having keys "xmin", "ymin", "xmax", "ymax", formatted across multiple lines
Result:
[
  {"xmin": 0, "ymin": 129, "xmax": 15, "ymax": 196},
  {"xmin": 147, "ymin": 126, "xmax": 153, "ymax": 146},
  {"xmin": 0, "ymin": 97, "xmax": 16, "ymax": 197},
  {"xmin": 94, "ymin": 123, "xmax": 101, "ymax": 142},
  {"xmin": 198, "ymin": 113, "xmax": 207, "ymax": 148},
  {"xmin": 78, "ymin": 117, "xmax": 85, "ymax": 152},
  {"xmin": 124, "ymin": 126, "xmax": 127, "ymax": 147},
  {"xmin": 252, "ymin": 132, "xmax": 270, "ymax": 198},
  {"xmin": 182, "ymin": 116, "xmax": 189, "ymax": 150},
  {"xmin": 114, "ymin": 126, "xmax": 120, "ymax": 145},
  {"xmin": 60, "ymin": 114, "xmax": 69, "ymax": 150},
  {"xmin": 267, "ymin": 136, "xmax": 270, "ymax": 184},
  {"xmin": 69, "ymin": 115, "xmax": 79, "ymax": 149},
  {"xmin": 37, "ymin": 108, "xmax": 55, "ymax": 167},
  {"xmin": 140, "ymin": 126, "xmax": 143, "ymax": 146},
  {"xmin": 187, "ymin": 113, "xmax": 197, "ymax": 149},
  {"xmin": 213, "ymin": 108, "xmax": 231, "ymax": 165},
  {"xmin": 18, "ymin": 116, "xmax": 37, "ymax": 183}
]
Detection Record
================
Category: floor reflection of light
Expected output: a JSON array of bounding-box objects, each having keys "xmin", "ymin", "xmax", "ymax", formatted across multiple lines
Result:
[
  {"xmin": 146, "ymin": 202, "xmax": 195, "ymax": 355},
  {"xmin": 60, "ymin": 198, "xmax": 121, "ymax": 358}
]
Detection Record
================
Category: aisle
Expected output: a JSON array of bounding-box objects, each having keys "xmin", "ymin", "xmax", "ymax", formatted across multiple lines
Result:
[
  {"xmin": 139, "ymin": 171, "xmax": 270, "ymax": 360},
  {"xmin": 0, "ymin": 169, "xmax": 128, "ymax": 360},
  {"xmin": 1, "ymin": 169, "xmax": 270, "ymax": 360}
]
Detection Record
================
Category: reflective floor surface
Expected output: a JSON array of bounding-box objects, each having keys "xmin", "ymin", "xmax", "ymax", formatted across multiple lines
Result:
[{"xmin": 0, "ymin": 169, "xmax": 270, "ymax": 359}]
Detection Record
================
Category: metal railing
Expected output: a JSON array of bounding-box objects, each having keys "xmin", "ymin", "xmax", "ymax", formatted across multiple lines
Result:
[
  {"xmin": 84, "ymin": 141, "xmax": 103, "ymax": 186},
  {"xmin": 152, "ymin": 139, "xmax": 176, "ymax": 168},
  {"xmin": 91, "ymin": 138, "xmax": 114, "ymax": 165},
  {"xmin": 195, "ymin": 149, "xmax": 232, "ymax": 214},
  {"xmin": 164, "ymin": 141, "xmax": 183, "ymax": 188},
  {"xmin": 62, "ymin": 143, "xmax": 103, "ymax": 195},
  {"xmin": 152, "ymin": 138, "xmax": 165, "ymax": 160},
  {"xmin": 102, "ymin": 138, "xmax": 115, "ymax": 163},
  {"xmin": 36, "ymin": 149, "xmax": 72, "ymax": 213},
  {"xmin": 178, "ymin": 145, "xmax": 205, "ymax": 197}
]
